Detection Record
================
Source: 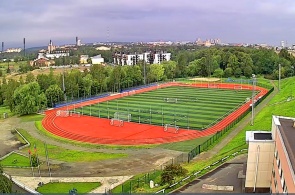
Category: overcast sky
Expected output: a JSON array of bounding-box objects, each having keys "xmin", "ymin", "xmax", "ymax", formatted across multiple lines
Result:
[{"xmin": 1, "ymin": 0, "xmax": 295, "ymax": 48}]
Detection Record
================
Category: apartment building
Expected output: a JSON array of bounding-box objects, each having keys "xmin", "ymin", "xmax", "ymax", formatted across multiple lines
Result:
[
  {"xmin": 113, "ymin": 52, "xmax": 171, "ymax": 66},
  {"xmin": 245, "ymin": 115, "xmax": 295, "ymax": 193}
]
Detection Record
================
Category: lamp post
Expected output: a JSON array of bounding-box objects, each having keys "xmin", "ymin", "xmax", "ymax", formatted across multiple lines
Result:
[
  {"xmin": 251, "ymin": 74, "xmax": 256, "ymax": 126},
  {"xmin": 278, "ymin": 64, "xmax": 281, "ymax": 92}
]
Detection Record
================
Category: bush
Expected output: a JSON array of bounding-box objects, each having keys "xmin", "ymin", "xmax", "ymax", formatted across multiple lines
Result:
[{"xmin": 160, "ymin": 164, "xmax": 188, "ymax": 185}]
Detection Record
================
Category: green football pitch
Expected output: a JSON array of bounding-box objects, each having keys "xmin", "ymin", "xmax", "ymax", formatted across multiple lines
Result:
[{"xmin": 74, "ymin": 86, "xmax": 254, "ymax": 130}]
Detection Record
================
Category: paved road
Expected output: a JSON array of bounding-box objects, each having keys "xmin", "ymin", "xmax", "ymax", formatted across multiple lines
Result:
[{"xmin": 174, "ymin": 155, "xmax": 247, "ymax": 194}]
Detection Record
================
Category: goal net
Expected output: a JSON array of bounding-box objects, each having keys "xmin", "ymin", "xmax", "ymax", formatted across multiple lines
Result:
[
  {"xmin": 69, "ymin": 110, "xmax": 81, "ymax": 117},
  {"xmin": 56, "ymin": 110, "xmax": 69, "ymax": 117},
  {"xmin": 114, "ymin": 112, "xmax": 131, "ymax": 122},
  {"xmin": 164, "ymin": 124, "xmax": 179, "ymax": 133},
  {"xmin": 245, "ymin": 97, "xmax": 251, "ymax": 103},
  {"xmin": 164, "ymin": 98, "xmax": 178, "ymax": 103},
  {"xmin": 110, "ymin": 118, "xmax": 124, "ymax": 127},
  {"xmin": 128, "ymin": 90, "xmax": 136, "ymax": 96}
]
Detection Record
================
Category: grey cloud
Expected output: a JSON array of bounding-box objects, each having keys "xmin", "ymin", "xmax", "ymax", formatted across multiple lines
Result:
[{"xmin": 0, "ymin": 0, "xmax": 295, "ymax": 47}]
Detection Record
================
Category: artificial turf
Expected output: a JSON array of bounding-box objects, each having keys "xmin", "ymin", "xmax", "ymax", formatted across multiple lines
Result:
[{"xmin": 74, "ymin": 86, "xmax": 255, "ymax": 130}]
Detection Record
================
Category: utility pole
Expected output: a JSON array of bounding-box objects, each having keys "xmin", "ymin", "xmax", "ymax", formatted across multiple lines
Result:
[
  {"xmin": 62, "ymin": 71, "xmax": 67, "ymax": 101},
  {"xmin": 278, "ymin": 64, "xmax": 281, "ymax": 92},
  {"xmin": 143, "ymin": 52, "xmax": 146, "ymax": 85},
  {"xmin": 251, "ymin": 74, "xmax": 256, "ymax": 126},
  {"xmin": 23, "ymin": 38, "xmax": 26, "ymax": 57}
]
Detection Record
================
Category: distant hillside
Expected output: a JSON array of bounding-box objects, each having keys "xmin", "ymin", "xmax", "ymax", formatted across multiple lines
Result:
[{"xmin": 26, "ymin": 46, "xmax": 47, "ymax": 52}]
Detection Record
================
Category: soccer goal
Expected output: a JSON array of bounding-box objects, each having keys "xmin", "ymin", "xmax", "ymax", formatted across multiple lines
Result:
[
  {"xmin": 114, "ymin": 112, "xmax": 131, "ymax": 122},
  {"xmin": 164, "ymin": 98, "xmax": 178, "ymax": 103},
  {"xmin": 110, "ymin": 118, "xmax": 124, "ymax": 127},
  {"xmin": 56, "ymin": 110, "xmax": 69, "ymax": 117},
  {"xmin": 164, "ymin": 124, "xmax": 179, "ymax": 133},
  {"xmin": 69, "ymin": 110, "xmax": 81, "ymax": 117},
  {"xmin": 245, "ymin": 97, "xmax": 251, "ymax": 103}
]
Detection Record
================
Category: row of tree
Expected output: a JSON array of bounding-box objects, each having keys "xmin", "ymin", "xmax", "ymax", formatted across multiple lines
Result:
[{"xmin": 0, "ymin": 47, "xmax": 295, "ymax": 115}]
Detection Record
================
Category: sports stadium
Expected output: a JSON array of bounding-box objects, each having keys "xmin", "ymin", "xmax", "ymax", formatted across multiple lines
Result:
[{"xmin": 42, "ymin": 82, "xmax": 268, "ymax": 145}]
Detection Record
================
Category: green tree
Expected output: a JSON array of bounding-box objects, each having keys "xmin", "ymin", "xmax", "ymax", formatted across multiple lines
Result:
[
  {"xmin": 0, "ymin": 164, "xmax": 12, "ymax": 193},
  {"xmin": 25, "ymin": 72, "xmax": 35, "ymax": 83},
  {"xmin": 161, "ymin": 164, "xmax": 188, "ymax": 185},
  {"xmin": 148, "ymin": 64, "xmax": 164, "ymax": 82},
  {"xmin": 162, "ymin": 61, "xmax": 177, "ymax": 80},
  {"xmin": 82, "ymin": 74, "xmax": 93, "ymax": 97},
  {"xmin": 234, "ymin": 67, "xmax": 242, "ymax": 78},
  {"xmin": 224, "ymin": 67, "xmax": 233, "ymax": 78},
  {"xmin": 213, "ymin": 68, "xmax": 224, "ymax": 78},
  {"xmin": 243, "ymin": 66, "xmax": 253, "ymax": 78},
  {"xmin": 12, "ymin": 82, "xmax": 47, "ymax": 115},
  {"xmin": 45, "ymin": 84, "xmax": 64, "ymax": 107}
]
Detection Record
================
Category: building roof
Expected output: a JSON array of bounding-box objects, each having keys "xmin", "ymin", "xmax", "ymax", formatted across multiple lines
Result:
[
  {"xmin": 246, "ymin": 131, "xmax": 273, "ymax": 142},
  {"xmin": 278, "ymin": 117, "xmax": 295, "ymax": 171},
  {"xmin": 91, "ymin": 54, "xmax": 103, "ymax": 59}
]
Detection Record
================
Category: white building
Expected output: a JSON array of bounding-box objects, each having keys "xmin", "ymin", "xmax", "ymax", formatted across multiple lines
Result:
[
  {"xmin": 114, "ymin": 52, "xmax": 171, "ymax": 66},
  {"xmin": 91, "ymin": 55, "xmax": 104, "ymax": 64},
  {"xmin": 5, "ymin": 48, "xmax": 22, "ymax": 53},
  {"xmin": 281, "ymin": 41, "xmax": 285, "ymax": 48},
  {"xmin": 96, "ymin": 46, "xmax": 111, "ymax": 51},
  {"xmin": 45, "ymin": 52, "xmax": 69, "ymax": 59}
]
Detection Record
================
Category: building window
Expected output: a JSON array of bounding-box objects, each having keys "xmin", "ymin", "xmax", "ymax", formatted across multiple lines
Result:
[
  {"xmin": 283, "ymin": 185, "xmax": 288, "ymax": 194},
  {"xmin": 275, "ymin": 150, "xmax": 278, "ymax": 159},
  {"xmin": 281, "ymin": 176, "xmax": 285, "ymax": 191}
]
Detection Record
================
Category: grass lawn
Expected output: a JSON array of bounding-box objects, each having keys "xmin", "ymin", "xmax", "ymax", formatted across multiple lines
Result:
[
  {"xmin": 0, "ymin": 153, "xmax": 30, "ymax": 167},
  {"xmin": 75, "ymin": 86, "xmax": 253, "ymax": 130},
  {"xmin": 157, "ymin": 136, "xmax": 212, "ymax": 152},
  {"xmin": 36, "ymin": 182, "xmax": 101, "ymax": 194},
  {"xmin": 20, "ymin": 114, "xmax": 44, "ymax": 122},
  {"xmin": 17, "ymin": 129, "xmax": 127, "ymax": 162}
]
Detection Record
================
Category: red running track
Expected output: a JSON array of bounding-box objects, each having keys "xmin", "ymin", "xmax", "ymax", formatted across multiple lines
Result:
[{"xmin": 42, "ymin": 82, "xmax": 268, "ymax": 145}]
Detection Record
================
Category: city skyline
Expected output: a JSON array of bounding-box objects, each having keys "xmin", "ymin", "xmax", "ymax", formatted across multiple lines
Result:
[{"xmin": 1, "ymin": 0, "xmax": 295, "ymax": 48}]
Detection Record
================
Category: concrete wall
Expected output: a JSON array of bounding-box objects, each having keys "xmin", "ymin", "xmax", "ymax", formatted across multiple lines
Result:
[{"xmin": 245, "ymin": 141, "xmax": 274, "ymax": 192}]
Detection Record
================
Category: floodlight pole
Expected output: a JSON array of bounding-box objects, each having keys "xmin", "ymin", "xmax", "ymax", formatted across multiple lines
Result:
[
  {"xmin": 278, "ymin": 64, "xmax": 281, "ymax": 92},
  {"xmin": 251, "ymin": 74, "xmax": 256, "ymax": 126}
]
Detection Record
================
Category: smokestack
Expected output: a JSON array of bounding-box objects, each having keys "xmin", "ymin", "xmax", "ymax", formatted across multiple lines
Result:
[
  {"xmin": 23, "ymin": 38, "xmax": 26, "ymax": 56},
  {"xmin": 1, "ymin": 42, "xmax": 3, "ymax": 53}
]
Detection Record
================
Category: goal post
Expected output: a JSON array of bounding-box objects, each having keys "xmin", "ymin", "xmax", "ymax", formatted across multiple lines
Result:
[
  {"xmin": 69, "ymin": 110, "xmax": 81, "ymax": 117},
  {"xmin": 56, "ymin": 110, "xmax": 69, "ymax": 117},
  {"xmin": 164, "ymin": 98, "xmax": 178, "ymax": 103},
  {"xmin": 114, "ymin": 112, "xmax": 131, "ymax": 122},
  {"xmin": 164, "ymin": 124, "xmax": 179, "ymax": 133},
  {"xmin": 110, "ymin": 118, "xmax": 124, "ymax": 127}
]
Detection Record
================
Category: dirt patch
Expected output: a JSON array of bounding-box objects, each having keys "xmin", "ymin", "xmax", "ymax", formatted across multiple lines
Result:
[
  {"xmin": 190, "ymin": 78, "xmax": 220, "ymax": 82},
  {"xmin": 6, "ymin": 66, "xmax": 86, "ymax": 81}
]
